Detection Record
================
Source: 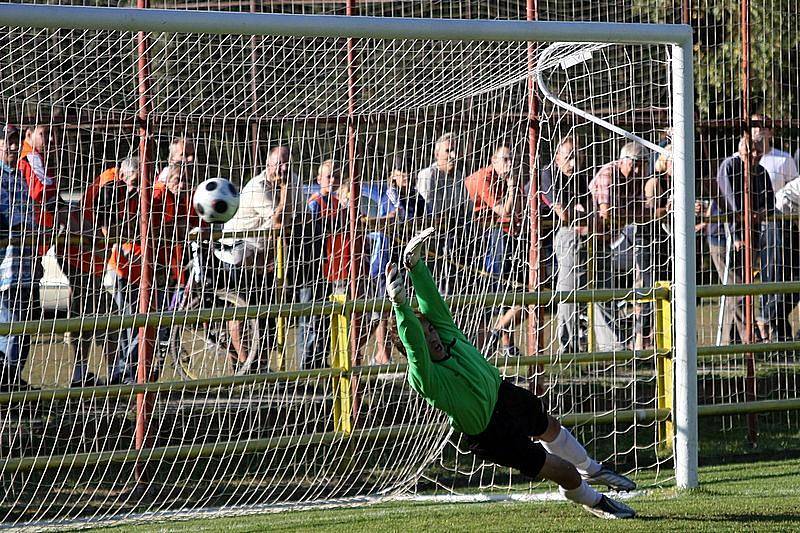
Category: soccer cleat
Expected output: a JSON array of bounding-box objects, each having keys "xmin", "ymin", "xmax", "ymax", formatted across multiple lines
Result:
[
  {"xmin": 584, "ymin": 495, "xmax": 636, "ymax": 519},
  {"xmin": 583, "ymin": 465, "xmax": 637, "ymax": 492}
]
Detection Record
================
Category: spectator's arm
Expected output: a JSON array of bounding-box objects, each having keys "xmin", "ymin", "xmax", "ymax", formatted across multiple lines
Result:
[
  {"xmin": 416, "ymin": 168, "xmax": 433, "ymax": 205},
  {"xmin": 644, "ymin": 177, "xmax": 669, "ymax": 219},
  {"xmin": 271, "ymin": 180, "xmax": 288, "ymax": 228},
  {"xmin": 589, "ymin": 168, "xmax": 611, "ymax": 221}
]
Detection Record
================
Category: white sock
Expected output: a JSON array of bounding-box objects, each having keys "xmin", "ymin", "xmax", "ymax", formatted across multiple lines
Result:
[
  {"xmin": 541, "ymin": 427, "xmax": 602, "ymax": 476},
  {"xmin": 560, "ymin": 481, "xmax": 602, "ymax": 507}
]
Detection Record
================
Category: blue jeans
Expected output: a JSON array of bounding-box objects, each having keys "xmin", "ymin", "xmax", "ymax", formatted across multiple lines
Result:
[
  {"xmin": 111, "ymin": 277, "xmax": 170, "ymax": 384},
  {"xmin": 759, "ymin": 221, "xmax": 795, "ymax": 340},
  {"xmin": 0, "ymin": 284, "xmax": 38, "ymax": 383},
  {"xmin": 297, "ymin": 286, "xmax": 329, "ymax": 370}
]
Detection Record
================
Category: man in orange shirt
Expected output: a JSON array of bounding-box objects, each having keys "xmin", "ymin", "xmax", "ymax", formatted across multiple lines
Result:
[
  {"xmin": 18, "ymin": 124, "xmax": 113, "ymax": 386},
  {"xmin": 465, "ymin": 144, "xmax": 526, "ymax": 353}
]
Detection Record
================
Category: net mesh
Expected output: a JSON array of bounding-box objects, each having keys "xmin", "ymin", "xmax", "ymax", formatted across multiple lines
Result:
[{"xmin": 0, "ymin": 12, "xmax": 680, "ymax": 529}]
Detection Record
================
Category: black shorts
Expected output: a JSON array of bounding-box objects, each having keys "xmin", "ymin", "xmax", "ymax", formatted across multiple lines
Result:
[{"xmin": 462, "ymin": 380, "xmax": 550, "ymax": 479}]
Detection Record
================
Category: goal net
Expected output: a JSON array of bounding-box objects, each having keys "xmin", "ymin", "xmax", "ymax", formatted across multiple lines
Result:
[{"xmin": 0, "ymin": 7, "xmax": 689, "ymax": 528}]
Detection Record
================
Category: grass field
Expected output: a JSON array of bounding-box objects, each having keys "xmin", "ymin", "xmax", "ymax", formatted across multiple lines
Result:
[{"xmin": 102, "ymin": 457, "xmax": 800, "ymax": 532}]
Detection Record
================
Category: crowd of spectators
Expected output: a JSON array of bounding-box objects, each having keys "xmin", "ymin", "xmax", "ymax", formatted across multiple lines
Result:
[{"xmin": 1, "ymin": 118, "xmax": 800, "ymax": 390}]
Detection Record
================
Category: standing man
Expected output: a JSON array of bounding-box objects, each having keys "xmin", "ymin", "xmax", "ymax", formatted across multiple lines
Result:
[
  {"xmin": 717, "ymin": 133, "xmax": 792, "ymax": 342},
  {"xmin": 544, "ymin": 137, "xmax": 590, "ymax": 353},
  {"xmin": 589, "ymin": 142, "xmax": 650, "ymax": 351},
  {"xmin": 0, "ymin": 124, "xmax": 41, "ymax": 391},
  {"xmin": 416, "ymin": 133, "xmax": 469, "ymax": 294},
  {"xmin": 465, "ymin": 144, "xmax": 526, "ymax": 354},
  {"xmin": 18, "ymin": 123, "xmax": 106, "ymax": 386},
  {"xmin": 386, "ymin": 228, "xmax": 636, "ymax": 519}
]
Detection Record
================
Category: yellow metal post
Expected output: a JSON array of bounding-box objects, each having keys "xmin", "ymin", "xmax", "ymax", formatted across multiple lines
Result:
[
  {"xmin": 330, "ymin": 293, "xmax": 352, "ymax": 435},
  {"xmin": 654, "ymin": 280, "xmax": 674, "ymax": 449},
  {"xmin": 275, "ymin": 233, "xmax": 286, "ymax": 370}
]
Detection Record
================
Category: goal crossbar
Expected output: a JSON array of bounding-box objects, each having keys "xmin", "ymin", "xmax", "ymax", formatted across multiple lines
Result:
[{"xmin": 0, "ymin": 4, "xmax": 693, "ymax": 45}]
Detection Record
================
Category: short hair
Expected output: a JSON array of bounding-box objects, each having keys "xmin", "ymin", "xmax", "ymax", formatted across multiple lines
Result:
[
  {"xmin": 119, "ymin": 157, "xmax": 139, "ymax": 174},
  {"xmin": 435, "ymin": 133, "xmax": 454, "ymax": 149},
  {"xmin": 318, "ymin": 159, "xmax": 334, "ymax": 176},
  {"xmin": 619, "ymin": 142, "xmax": 646, "ymax": 161},
  {"xmin": 751, "ymin": 112, "xmax": 772, "ymax": 128},
  {"xmin": 493, "ymin": 144, "xmax": 512, "ymax": 157},
  {"xmin": 558, "ymin": 136, "xmax": 576, "ymax": 151},
  {"xmin": 270, "ymin": 145, "xmax": 290, "ymax": 159},
  {"xmin": 654, "ymin": 145, "xmax": 673, "ymax": 174}
]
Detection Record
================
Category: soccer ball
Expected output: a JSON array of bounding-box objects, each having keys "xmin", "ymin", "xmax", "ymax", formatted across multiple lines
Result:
[{"xmin": 193, "ymin": 178, "xmax": 240, "ymax": 223}]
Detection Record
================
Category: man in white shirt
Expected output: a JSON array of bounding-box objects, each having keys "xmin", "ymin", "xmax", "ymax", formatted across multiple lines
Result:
[
  {"xmin": 416, "ymin": 133, "xmax": 469, "ymax": 295},
  {"xmin": 219, "ymin": 146, "xmax": 303, "ymax": 267},
  {"xmin": 750, "ymin": 114, "xmax": 800, "ymax": 341}
]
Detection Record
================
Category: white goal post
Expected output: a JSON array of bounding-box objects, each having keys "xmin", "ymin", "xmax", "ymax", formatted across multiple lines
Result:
[{"xmin": 0, "ymin": 0, "xmax": 698, "ymax": 505}]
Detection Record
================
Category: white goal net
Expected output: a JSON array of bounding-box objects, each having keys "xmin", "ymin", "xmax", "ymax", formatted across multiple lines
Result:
[{"xmin": 0, "ymin": 6, "xmax": 694, "ymax": 528}]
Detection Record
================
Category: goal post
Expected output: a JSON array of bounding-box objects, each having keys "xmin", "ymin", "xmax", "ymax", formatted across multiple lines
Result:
[{"xmin": 0, "ymin": 4, "xmax": 697, "ymax": 526}]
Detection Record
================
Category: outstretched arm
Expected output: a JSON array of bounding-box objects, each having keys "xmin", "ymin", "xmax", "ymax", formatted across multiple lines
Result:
[
  {"xmin": 403, "ymin": 228, "xmax": 464, "ymax": 338},
  {"xmin": 386, "ymin": 264, "xmax": 439, "ymax": 396}
]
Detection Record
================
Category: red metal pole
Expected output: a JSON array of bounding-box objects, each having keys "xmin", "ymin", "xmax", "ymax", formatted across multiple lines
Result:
[
  {"xmin": 345, "ymin": 0, "xmax": 362, "ymax": 428},
  {"xmin": 249, "ymin": 0, "xmax": 260, "ymax": 173},
  {"xmin": 740, "ymin": 0, "xmax": 758, "ymax": 446},
  {"xmin": 526, "ymin": 0, "xmax": 544, "ymax": 395},
  {"xmin": 134, "ymin": 0, "xmax": 156, "ymax": 487}
]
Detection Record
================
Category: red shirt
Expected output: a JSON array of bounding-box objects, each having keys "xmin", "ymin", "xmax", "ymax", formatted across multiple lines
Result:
[
  {"xmin": 308, "ymin": 192, "xmax": 350, "ymax": 282},
  {"xmin": 152, "ymin": 182, "xmax": 201, "ymax": 284},
  {"xmin": 465, "ymin": 166, "xmax": 519, "ymax": 234}
]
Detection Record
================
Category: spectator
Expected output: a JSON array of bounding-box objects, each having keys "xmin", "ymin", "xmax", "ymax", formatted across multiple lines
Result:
[
  {"xmin": 645, "ymin": 145, "xmax": 674, "ymax": 282},
  {"xmin": 752, "ymin": 114, "xmax": 800, "ymax": 332},
  {"xmin": 544, "ymin": 137, "xmax": 589, "ymax": 353},
  {"xmin": 300, "ymin": 159, "xmax": 347, "ymax": 369},
  {"xmin": 465, "ymin": 144, "xmax": 526, "ymax": 355},
  {"xmin": 157, "ymin": 137, "xmax": 195, "ymax": 184},
  {"xmin": 752, "ymin": 114, "xmax": 799, "ymax": 193},
  {"xmin": 589, "ymin": 142, "xmax": 650, "ymax": 351},
  {"xmin": 220, "ymin": 146, "xmax": 302, "ymax": 268},
  {"xmin": 78, "ymin": 158, "xmax": 141, "ymax": 374},
  {"xmin": 18, "ymin": 124, "xmax": 106, "ymax": 386},
  {"xmin": 99, "ymin": 169, "xmax": 141, "ymax": 384},
  {"xmin": 0, "ymin": 124, "xmax": 41, "ymax": 391},
  {"xmin": 416, "ymin": 133, "xmax": 470, "ymax": 294},
  {"xmin": 717, "ymin": 133, "xmax": 792, "ymax": 342},
  {"xmin": 361, "ymin": 157, "xmax": 428, "ymax": 365}
]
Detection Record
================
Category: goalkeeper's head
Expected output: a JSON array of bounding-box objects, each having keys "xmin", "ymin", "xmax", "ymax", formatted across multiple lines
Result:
[{"xmin": 387, "ymin": 310, "xmax": 449, "ymax": 362}]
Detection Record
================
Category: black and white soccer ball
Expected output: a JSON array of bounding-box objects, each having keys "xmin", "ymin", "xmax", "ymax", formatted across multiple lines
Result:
[{"xmin": 193, "ymin": 178, "xmax": 240, "ymax": 223}]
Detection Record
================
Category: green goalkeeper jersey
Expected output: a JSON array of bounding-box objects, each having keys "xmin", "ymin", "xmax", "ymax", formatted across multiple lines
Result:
[{"xmin": 393, "ymin": 261, "xmax": 502, "ymax": 435}]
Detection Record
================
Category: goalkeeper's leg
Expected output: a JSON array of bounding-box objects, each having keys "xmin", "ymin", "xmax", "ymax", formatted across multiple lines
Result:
[{"xmin": 539, "ymin": 414, "xmax": 636, "ymax": 492}]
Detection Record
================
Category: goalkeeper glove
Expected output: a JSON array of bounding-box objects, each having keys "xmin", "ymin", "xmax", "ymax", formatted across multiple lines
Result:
[
  {"xmin": 385, "ymin": 263, "xmax": 407, "ymax": 306},
  {"xmin": 402, "ymin": 226, "xmax": 436, "ymax": 269}
]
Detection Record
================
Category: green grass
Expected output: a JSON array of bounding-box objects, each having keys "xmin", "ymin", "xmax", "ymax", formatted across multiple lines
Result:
[{"xmin": 103, "ymin": 458, "xmax": 800, "ymax": 532}]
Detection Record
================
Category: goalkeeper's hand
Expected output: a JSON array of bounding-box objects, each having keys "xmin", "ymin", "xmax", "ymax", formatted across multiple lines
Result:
[
  {"xmin": 402, "ymin": 226, "xmax": 436, "ymax": 269},
  {"xmin": 385, "ymin": 263, "xmax": 407, "ymax": 306}
]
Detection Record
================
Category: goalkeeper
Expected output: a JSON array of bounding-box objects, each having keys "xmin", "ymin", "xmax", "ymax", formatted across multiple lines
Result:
[{"xmin": 387, "ymin": 227, "xmax": 636, "ymax": 519}]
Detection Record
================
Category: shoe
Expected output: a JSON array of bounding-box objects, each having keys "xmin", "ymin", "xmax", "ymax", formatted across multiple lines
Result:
[
  {"xmin": 71, "ymin": 372, "xmax": 104, "ymax": 388},
  {"xmin": 584, "ymin": 495, "xmax": 636, "ymax": 519},
  {"xmin": 500, "ymin": 344, "xmax": 521, "ymax": 357},
  {"xmin": 0, "ymin": 377, "xmax": 39, "ymax": 393},
  {"xmin": 583, "ymin": 465, "xmax": 637, "ymax": 492}
]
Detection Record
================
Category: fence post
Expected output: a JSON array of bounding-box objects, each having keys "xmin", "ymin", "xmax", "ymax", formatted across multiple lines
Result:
[
  {"xmin": 330, "ymin": 292, "xmax": 352, "ymax": 435},
  {"xmin": 275, "ymin": 232, "xmax": 285, "ymax": 371},
  {"xmin": 655, "ymin": 281, "xmax": 674, "ymax": 449}
]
